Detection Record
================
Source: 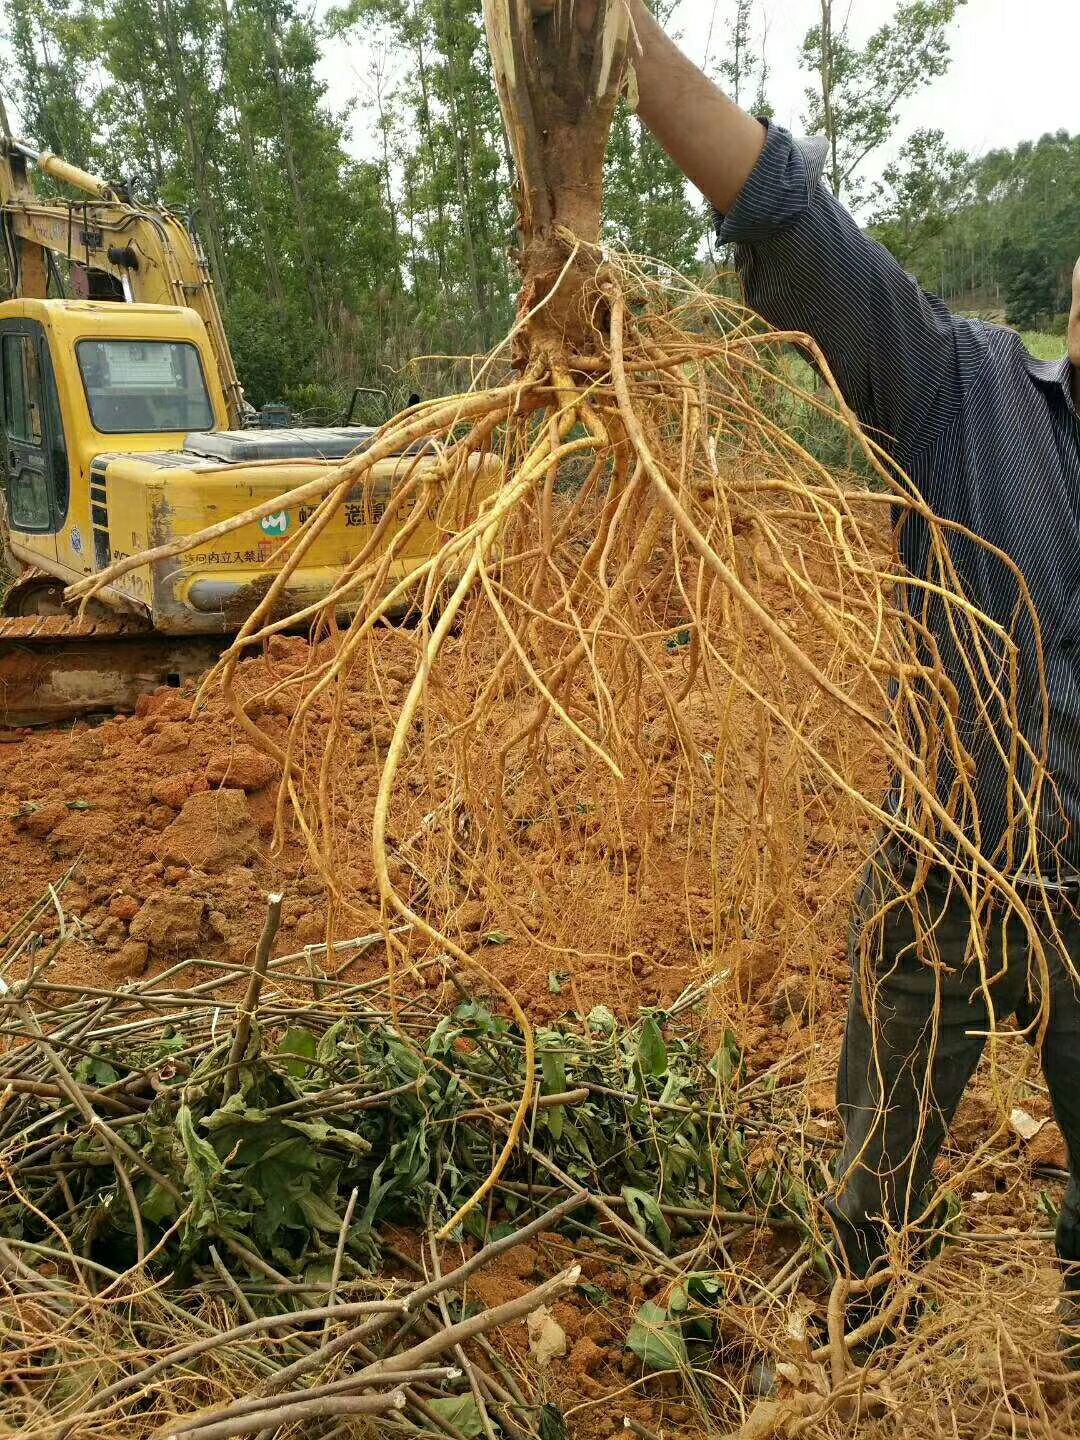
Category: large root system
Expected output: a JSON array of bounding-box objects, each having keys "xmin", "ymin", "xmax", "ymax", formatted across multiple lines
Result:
[{"xmin": 74, "ymin": 0, "xmax": 1057, "ymax": 1369}]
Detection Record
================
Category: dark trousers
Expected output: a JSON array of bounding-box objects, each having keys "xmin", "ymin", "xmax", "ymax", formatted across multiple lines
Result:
[{"xmin": 826, "ymin": 853, "xmax": 1080, "ymax": 1280}]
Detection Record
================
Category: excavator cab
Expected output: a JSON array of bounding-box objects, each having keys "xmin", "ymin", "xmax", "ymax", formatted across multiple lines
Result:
[
  {"xmin": 0, "ymin": 136, "xmax": 497, "ymax": 723},
  {"xmin": 0, "ymin": 297, "xmax": 232, "ymax": 606}
]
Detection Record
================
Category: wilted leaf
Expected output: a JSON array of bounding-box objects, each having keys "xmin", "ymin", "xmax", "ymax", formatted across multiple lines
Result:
[
  {"xmin": 74, "ymin": 1055, "xmax": 119, "ymax": 1087},
  {"xmin": 539, "ymin": 1403, "xmax": 569, "ymax": 1440},
  {"xmin": 297, "ymin": 1190, "xmax": 346, "ymax": 1234},
  {"xmin": 587, "ymin": 1005, "xmax": 616, "ymax": 1036},
  {"xmin": 627, "ymin": 1300, "xmax": 688, "ymax": 1372},
  {"xmin": 636, "ymin": 1016, "xmax": 668, "ymax": 1078},
  {"xmin": 427, "ymin": 1396, "xmax": 483, "ymax": 1437},
  {"xmin": 177, "ymin": 1103, "xmax": 222, "ymax": 1225},
  {"xmin": 687, "ymin": 1272, "xmax": 723, "ymax": 1305},
  {"xmin": 282, "ymin": 1118, "xmax": 372, "ymax": 1153},
  {"xmin": 1009, "ymin": 1107, "xmax": 1045, "ymax": 1142},
  {"xmin": 622, "ymin": 1185, "xmax": 672, "ymax": 1250},
  {"xmin": 278, "ymin": 1027, "xmax": 317, "ymax": 1077},
  {"xmin": 140, "ymin": 1184, "xmax": 178, "ymax": 1226}
]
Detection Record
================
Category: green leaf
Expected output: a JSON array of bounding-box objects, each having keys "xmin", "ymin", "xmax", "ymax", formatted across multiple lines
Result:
[
  {"xmin": 1039, "ymin": 1189, "xmax": 1060, "ymax": 1223},
  {"xmin": 636, "ymin": 1016, "xmax": 668, "ymax": 1078},
  {"xmin": 621, "ymin": 1185, "xmax": 672, "ymax": 1251},
  {"xmin": 177, "ymin": 1103, "xmax": 223, "ymax": 1228},
  {"xmin": 282, "ymin": 1118, "xmax": 372, "ymax": 1154},
  {"xmin": 626, "ymin": 1301, "xmax": 689, "ymax": 1372},
  {"xmin": 278, "ymin": 1027, "xmax": 317, "ymax": 1078},
  {"xmin": 540, "ymin": 1047, "xmax": 567, "ymax": 1095},
  {"xmin": 539, "ymin": 1404, "xmax": 569, "ymax": 1440},
  {"xmin": 548, "ymin": 970, "xmax": 565, "ymax": 994},
  {"xmin": 713, "ymin": 1044, "xmax": 735, "ymax": 1086},
  {"xmin": 385, "ymin": 1034, "xmax": 423, "ymax": 1079},
  {"xmin": 316, "ymin": 1018, "xmax": 348, "ymax": 1067},
  {"xmin": 427, "ymin": 1396, "xmax": 483, "ymax": 1437},
  {"xmin": 140, "ymin": 1184, "xmax": 178, "ymax": 1226},
  {"xmin": 65, "ymin": 799, "xmax": 93, "ymax": 811},
  {"xmin": 540, "ymin": 1043, "xmax": 567, "ymax": 1138},
  {"xmin": 483, "ymin": 930, "xmax": 510, "ymax": 945},
  {"xmin": 74, "ymin": 1055, "xmax": 120, "ymax": 1087},
  {"xmin": 687, "ymin": 1272, "xmax": 723, "ymax": 1306},
  {"xmin": 297, "ymin": 1190, "xmax": 346, "ymax": 1234}
]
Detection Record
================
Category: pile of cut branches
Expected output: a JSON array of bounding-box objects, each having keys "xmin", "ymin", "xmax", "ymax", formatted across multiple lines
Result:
[{"xmin": 0, "ymin": 884, "xmax": 825, "ymax": 1439}]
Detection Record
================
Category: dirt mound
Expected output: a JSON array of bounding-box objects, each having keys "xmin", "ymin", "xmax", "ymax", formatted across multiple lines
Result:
[
  {"xmin": 129, "ymin": 890, "xmax": 206, "ymax": 954},
  {"xmin": 0, "ymin": 582, "xmax": 874, "ymax": 1052},
  {"xmin": 205, "ymin": 743, "xmax": 279, "ymax": 792},
  {"xmin": 158, "ymin": 788, "xmax": 259, "ymax": 873}
]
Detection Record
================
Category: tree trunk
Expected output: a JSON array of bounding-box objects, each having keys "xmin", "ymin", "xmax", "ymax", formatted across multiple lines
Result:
[
  {"xmin": 372, "ymin": 64, "xmax": 406, "ymax": 298},
  {"xmin": 413, "ymin": 30, "xmax": 449, "ymax": 288},
  {"xmin": 218, "ymin": 0, "xmax": 287, "ymax": 308},
  {"xmin": 153, "ymin": 0, "xmax": 230, "ymax": 302},
  {"xmin": 437, "ymin": 0, "xmax": 486, "ymax": 332},
  {"xmin": 264, "ymin": 13, "xmax": 326, "ymax": 325},
  {"xmin": 483, "ymin": 0, "xmax": 629, "ymax": 358},
  {"xmin": 818, "ymin": 0, "xmax": 840, "ymax": 196}
]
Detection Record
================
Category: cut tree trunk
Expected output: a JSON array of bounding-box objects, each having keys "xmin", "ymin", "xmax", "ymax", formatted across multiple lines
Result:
[{"xmin": 483, "ymin": 0, "xmax": 629, "ymax": 357}]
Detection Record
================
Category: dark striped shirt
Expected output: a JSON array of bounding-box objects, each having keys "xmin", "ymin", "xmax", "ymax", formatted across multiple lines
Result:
[{"xmin": 717, "ymin": 123, "xmax": 1080, "ymax": 874}]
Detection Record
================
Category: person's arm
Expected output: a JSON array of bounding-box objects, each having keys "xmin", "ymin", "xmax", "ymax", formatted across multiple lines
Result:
[
  {"xmin": 624, "ymin": 0, "xmax": 985, "ymax": 470},
  {"xmin": 627, "ymin": 0, "xmax": 767, "ymax": 213}
]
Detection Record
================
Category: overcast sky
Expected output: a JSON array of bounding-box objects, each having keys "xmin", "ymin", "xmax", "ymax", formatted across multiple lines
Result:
[
  {"xmin": 3, "ymin": 0, "xmax": 1076, "ymax": 197},
  {"xmin": 322, "ymin": 0, "xmax": 1080, "ymax": 196}
]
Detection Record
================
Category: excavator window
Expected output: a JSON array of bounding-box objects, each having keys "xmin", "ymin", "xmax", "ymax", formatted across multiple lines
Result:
[
  {"xmin": 2, "ymin": 334, "xmax": 43, "ymax": 446},
  {"xmin": 0, "ymin": 324, "xmax": 70, "ymax": 534},
  {"xmin": 76, "ymin": 338, "xmax": 214, "ymax": 435}
]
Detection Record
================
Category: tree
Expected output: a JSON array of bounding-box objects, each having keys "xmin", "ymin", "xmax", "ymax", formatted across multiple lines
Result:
[
  {"xmin": 4, "ymin": 0, "xmax": 101, "ymax": 167},
  {"xmin": 801, "ymin": 0, "xmax": 966, "ymax": 205},
  {"xmin": 878, "ymin": 130, "xmax": 1080, "ymax": 327},
  {"xmin": 869, "ymin": 128, "xmax": 969, "ymax": 270},
  {"xmin": 718, "ymin": 0, "xmax": 755, "ymax": 108},
  {"xmin": 330, "ymin": 0, "xmax": 514, "ymax": 352}
]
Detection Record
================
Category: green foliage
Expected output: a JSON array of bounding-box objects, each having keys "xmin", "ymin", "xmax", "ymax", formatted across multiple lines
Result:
[
  {"xmin": 801, "ymin": 0, "xmax": 967, "ymax": 205},
  {"xmin": 626, "ymin": 1271, "xmax": 722, "ymax": 1372},
  {"xmin": 604, "ymin": 103, "xmax": 706, "ymax": 270},
  {"xmin": 224, "ymin": 291, "xmax": 321, "ymax": 411},
  {"xmin": 1, "ymin": 993, "xmax": 822, "ymax": 1287},
  {"xmin": 627, "ymin": 1299, "xmax": 690, "ymax": 1370},
  {"xmin": 605, "ymin": 0, "xmax": 706, "ymax": 265},
  {"xmin": 869, "ymin": 128, "xmax": 968, "ymax": 269},
  {"xmin": 1020, "ymin": 332, "xmax": 1066, "ymax": 362},
  {"xmin": 878, "ymin": 130, "xmax": 1080, "ymax": 331}
]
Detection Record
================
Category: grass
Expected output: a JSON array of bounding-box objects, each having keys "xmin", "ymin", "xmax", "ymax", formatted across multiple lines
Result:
[{"xmin": 1020, "ymin": 330, "xmax": 1067, "ymax": 361}]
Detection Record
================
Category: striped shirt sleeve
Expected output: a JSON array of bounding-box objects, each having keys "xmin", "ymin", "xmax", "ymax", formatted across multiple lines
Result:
[{"xmin": 717, "ymin": 123, "xmax": 987, "ymax": 472}]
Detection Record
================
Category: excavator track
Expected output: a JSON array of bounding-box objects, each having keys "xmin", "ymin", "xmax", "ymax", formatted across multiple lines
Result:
[{"xmin": 0, "ymin": 612, "xmax": 228, "ymax": 727}]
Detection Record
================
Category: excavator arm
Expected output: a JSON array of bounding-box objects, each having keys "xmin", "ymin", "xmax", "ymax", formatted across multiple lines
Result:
[{"xmin": 0, "ymin": 130, "xmax": 245, "ymax": 427}]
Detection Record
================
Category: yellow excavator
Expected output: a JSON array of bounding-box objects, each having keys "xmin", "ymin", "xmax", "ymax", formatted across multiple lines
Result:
[{"xmin": 0, "ymin": 124, "xmax": 462, "ymax": 724}]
